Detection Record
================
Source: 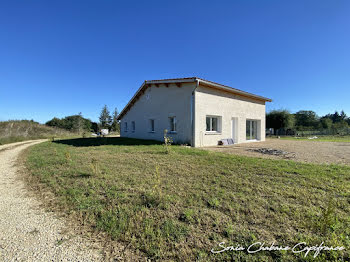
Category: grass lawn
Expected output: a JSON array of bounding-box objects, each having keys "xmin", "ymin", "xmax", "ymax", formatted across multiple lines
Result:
[
  {"xmin": 277, "ymin": 135, "xmax": 350, "ymax": 143},
  {"xmin": 24, "ymin": 137, "xmax": 350, "ymax": 261}
]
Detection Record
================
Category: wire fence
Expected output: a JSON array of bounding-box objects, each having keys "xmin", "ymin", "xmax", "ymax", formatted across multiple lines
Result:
[{"xmin": 267, "ymin": 127, "xmax": 350, "ymax": 137}]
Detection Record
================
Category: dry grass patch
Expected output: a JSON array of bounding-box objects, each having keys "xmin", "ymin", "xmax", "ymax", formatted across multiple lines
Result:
[{"xmin": 0, "ymin": 120, "xmax": 74, "ymax": 145}]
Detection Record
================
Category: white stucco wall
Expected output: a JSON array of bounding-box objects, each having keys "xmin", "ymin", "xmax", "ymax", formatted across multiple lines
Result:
[
  {"xmin": 193, "ymin": 84, "xmax": 266, "ymax": 147},
  {"xmin": 120, "ymin": 82, "xmax": 195, "ymax": 144}
]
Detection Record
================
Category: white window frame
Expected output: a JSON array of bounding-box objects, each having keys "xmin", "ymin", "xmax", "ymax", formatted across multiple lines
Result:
[
  {"xmin": 131, "ymin": 121, "xmax": 135, "ymax": 132},
  {"xmin": 206, "ymin": 115, "xmax": 221, "ymax": 134},
  {"xmin": 169, "ymin": 116, "xmax": 176, "ymax": 133},
  {"xmin": 124, "ymin": 122, "xmax": 128, "ymax": 132},
  {"xmin": 149, "ymin": 119, "xmax": 155, "ymax": 133}
]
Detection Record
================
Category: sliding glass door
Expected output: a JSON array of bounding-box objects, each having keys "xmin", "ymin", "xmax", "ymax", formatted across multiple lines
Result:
[{"xmin": 246, "ymin": 120, "xmax": 258, "ymax": 140}]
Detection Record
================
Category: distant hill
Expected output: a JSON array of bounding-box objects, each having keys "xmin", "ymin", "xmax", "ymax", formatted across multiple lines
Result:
[{"xmin": 0, "ymin": 120, "xmax": 74, "ymax": 145}]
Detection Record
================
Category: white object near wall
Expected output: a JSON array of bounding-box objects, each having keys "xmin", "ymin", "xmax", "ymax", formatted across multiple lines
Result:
[{"xmin": 101, "ymin": 129, "xmax": 109, "ymax": 136}]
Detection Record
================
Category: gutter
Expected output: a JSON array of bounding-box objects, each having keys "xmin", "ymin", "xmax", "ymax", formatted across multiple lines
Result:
[{"xmin": 191, "ymin": 79, "xmax": 199, "ymax": 147}]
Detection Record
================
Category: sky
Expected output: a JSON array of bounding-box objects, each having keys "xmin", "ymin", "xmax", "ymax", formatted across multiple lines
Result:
[{"xmin": 0, "ymin": 0, "xmax": 349, "ymax": 123}]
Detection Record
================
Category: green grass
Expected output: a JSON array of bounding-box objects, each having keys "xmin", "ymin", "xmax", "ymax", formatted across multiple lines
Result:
[
  {"xmin": 25, "ymin": 137, "xmax": 350, "ymax": 261},
  {"xmin": 275, "ymin": 135, "xmax": 350, "ymax": 143}
]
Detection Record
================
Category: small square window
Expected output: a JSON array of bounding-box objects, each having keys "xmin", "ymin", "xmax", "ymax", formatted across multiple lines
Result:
[{"xmin": 169, "ymin": 117, "xmax": 176, "ymax": 132}]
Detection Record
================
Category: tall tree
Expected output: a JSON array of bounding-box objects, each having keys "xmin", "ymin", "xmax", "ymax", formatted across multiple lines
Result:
[
  {"xmin": 294, "ymin": 110, "xmax": 320, "ymax": 130},
  {"xmin": 340, "ymin": 110, "xmax": 347, "ymax": 121},
  {"xmin": 266, "ymin": 110, "xmax": 295, "ymax": 132},
  {"xmin": 99, "ymin": 105, "xmax": 112, "ymax": 129},
  {"xmin": 320, "ymin": 117, "xmax": 333, "ymax": 129},
  {"xmin": 111, "ymin": 108, "xmax": 120, "ymax": 132}
]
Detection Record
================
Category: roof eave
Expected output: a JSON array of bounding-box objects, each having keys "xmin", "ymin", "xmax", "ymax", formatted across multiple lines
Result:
[
  {"xmin": 197, "ymin": 78, "xmax": 272, "ymax": 102},
  {"xmin": 117, "ymin": 81, "xmax": 146, "ymax": 120}
]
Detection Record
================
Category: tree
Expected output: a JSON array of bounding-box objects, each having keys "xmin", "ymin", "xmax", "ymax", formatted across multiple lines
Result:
[
  {"xmin": 320, "ymin": 117, "xmax": 333, "ymax": 129},
  {"xmin": 322, "ymin": 110, "xmax": 347, "ymax": 124},
  {"xmin": 75, "ymin": 112, "xmax": 83, "ymax": 133},
  {"xmin": 99, "ymin": 105, "xmax": 112, "ymax": 129},
  {"xmin": 346, "ymin": 118, "xmax": 350, "ymax": 126},
  {"xmin": 91, "ymin": 122, "xmax": 99, "ymax": 133},
  {"xmin": 46, "ymin": 117, "xmax": 62, "ymax": 127},
  {"xmin": 45, "ymin": 115, "xmax": 92, "ymax": 132},
  {"xmin": 294, "ymin": 110, "xmax": 320, "ymax": 130},
  {"xmin": 266, "ymin": 110, "xmax": 295, "ymax": 134},
  {"xmin": 111, "ymin": 108, "xmax": 120, "ymax": 132}
]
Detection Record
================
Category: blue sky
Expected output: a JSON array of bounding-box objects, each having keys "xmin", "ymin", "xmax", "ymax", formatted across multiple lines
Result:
[{"xmin": 0, "ymin": 0, "xmax": 349, "ymax": 123}]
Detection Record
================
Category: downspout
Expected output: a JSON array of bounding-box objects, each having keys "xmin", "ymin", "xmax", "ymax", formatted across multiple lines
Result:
[{"xmin": 191, "ymin": 79, "xmax": 199, "ymax": 147}]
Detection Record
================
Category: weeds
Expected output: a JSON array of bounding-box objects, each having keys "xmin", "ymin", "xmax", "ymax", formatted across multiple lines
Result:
[
  {"xmin": 163, "ymin": 129, "xmax": 173, "ymax": 154},
  {"xmin": 90, "ymin": 158, "xmax": 100, "ymax": 176},
  {"xmin": 319, "ymin": 198, "xmax": 338, "ymax": 234},
  {"xmin": 142, "ymin": 165, "xmax": 164, "ymax": 208},
  {"xmin": 65, "ymin": 152, "xmax": 71, "ymax": 163}
]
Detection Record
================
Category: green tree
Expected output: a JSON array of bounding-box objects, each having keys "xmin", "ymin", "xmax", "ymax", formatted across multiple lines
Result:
[
  {"xmin": 266, "ymin": 110, "xmax": 295, "ymax": 134},
  {"xmin": 294, "ymin": 110, "xmax": 320, "ymax": 130},
  {"xmin": 111, "ymin": 108, "xmax": 120, "ymax": 132},
  {"xmin": 46, "ymin": 117, "xmax": 63, "ymax": 127},
  {"xmin": 45, "ymin": 115, "xmax": 92, "ymax": 132},
  {"xmin": 320, "ymin": 117, "xmax": 333, "ymax": 129},
  {"xmin": 323, "ymin": 110, "xmax": 347, "ymax": 123},
  {"xmin": 99, "ymin": 105, "xmax": 112, "ymax": 129},
  {"xmin": 75, "ymin": 112, "xmax": 83, "ymax": 133}
]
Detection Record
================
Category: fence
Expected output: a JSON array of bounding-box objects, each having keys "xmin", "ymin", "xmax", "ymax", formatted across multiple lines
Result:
[{"xmin": 267, "ymin": 127, "xmax": 350, "ymax": 137}]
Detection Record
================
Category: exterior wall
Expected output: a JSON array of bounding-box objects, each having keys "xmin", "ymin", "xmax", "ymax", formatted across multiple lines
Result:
[
  {"xmin": 194, "ymin": 84, "xmax": 266, "ymax": 147},
  {"xmin": 120, "ymin": 82, "xmax": 195, "ymax": 144}
]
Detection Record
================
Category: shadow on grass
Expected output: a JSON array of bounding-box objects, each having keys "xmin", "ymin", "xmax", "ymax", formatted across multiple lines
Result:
[{"xmin": 53, "ymin": 137, "xmax": 162, "ymax": 147}]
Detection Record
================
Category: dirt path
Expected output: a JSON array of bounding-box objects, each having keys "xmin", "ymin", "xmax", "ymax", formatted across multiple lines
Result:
[
  {"xmin": 204, "ymin": 139, "xmax": 350, "ymax": 166},
  {"xmin": 0, "ymin": 140, "xmax": 103, "ymax": 261}
]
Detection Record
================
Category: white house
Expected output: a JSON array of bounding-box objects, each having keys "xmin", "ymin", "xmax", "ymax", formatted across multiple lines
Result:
[{"xmin": 117, "ymin": 77, "xmax": 272, "ymax": 147}]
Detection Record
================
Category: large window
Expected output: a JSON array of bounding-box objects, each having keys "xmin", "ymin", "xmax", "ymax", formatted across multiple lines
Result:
[
  {"xmin": 246, "ymin": 120, "xmax": 258, "ymax": 140},
  {"xmin": 169, "ymin": 117, "xmax": 176, "ymax": 132},
  {"xmin": 131, "ymin": 121, "xmax": 135, "ymax": 132},
  {"xmin": 206, "ymin": 116, "xmax": 220, "ymax": 132},
  {"xmin": 149, "ymin": 119, "xmax": 155, "ymax": 132},
  {"xmin": 124, "ymin": 122, "xmax": 128, "ymax": 132}
]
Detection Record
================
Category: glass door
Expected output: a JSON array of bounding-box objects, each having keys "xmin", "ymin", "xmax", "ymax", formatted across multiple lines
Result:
[{"xmin": 246, "ymin": 120, "xmax": 258, "ymax": 140}]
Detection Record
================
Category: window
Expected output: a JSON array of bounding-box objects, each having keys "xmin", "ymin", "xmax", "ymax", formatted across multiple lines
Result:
[
  {"xmin": 131, "ymin": 121, "xmax": 135, "ymax": 132},
  {"xmin": 124, "ymin": 122, "xmax": 128, "ymax": 132},
  {"xmin": 150, "ymin": 119, "xmax": 155, "ymax": 132},
  {"xmin": 246, "ymin": 120, "xmax": 258, "ymax": 140},
  {"xmin": 206, "ymin": 116, "xmax": 220, "ymax": 132},
  {"xmin": 169, "ymin": 117, "xmax": 176, "ymax": 132}
]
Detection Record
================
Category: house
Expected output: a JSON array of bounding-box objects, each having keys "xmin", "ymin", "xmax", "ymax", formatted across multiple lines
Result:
[{"xmin": 117, "ymin": 77, "xmax": 272, "ymax": 147}]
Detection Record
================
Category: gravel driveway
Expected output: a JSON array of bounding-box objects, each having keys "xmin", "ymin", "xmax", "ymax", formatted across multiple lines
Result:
[
  {"xmin": 0, "ymin": 140, "xmax": 103, "ymax": 261},
  {"xmin": 204, "ymin": 138, "xmax": 350, "ymax": 166}
]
